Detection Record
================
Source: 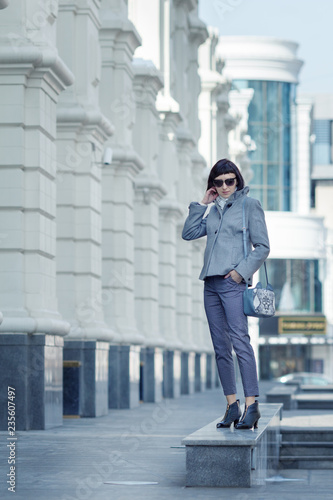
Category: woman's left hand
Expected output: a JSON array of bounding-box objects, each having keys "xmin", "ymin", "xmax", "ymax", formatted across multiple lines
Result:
[{"xmin": 224, "ymin": 270, "xmax": 242, "ymax": 283}]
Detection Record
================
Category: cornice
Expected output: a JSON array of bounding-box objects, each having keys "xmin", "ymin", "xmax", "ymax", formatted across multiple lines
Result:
[
  {"xmin": 132, "ymin": 58, "xmax": 164, "ymax": 96},
  {"xmin": 59, "ymin": 1, "xmax": 101, "ymax": 30},
  {"xmin": 159, "ymin": 199, "xmax": 184, "ymax": 220},
  {"xmin": 173, "ymin": 0, "xmax": 197, "ymax": 12},
  {"xmin": 135, "ymin": 176, "xmax": 168, "ymax": 203},
  {"xmin": 107, "ymin": 146, "xmax": 145, "ymax": 177},
  {"xmin": 176, "ymin": 125, "xmax": 196, "ymax": 147},
  {"xmin": 99, "ymin": 13, "xmax": 141, "ymax": 55},
  {"xmin": 57, "ymin": 103, "xmax": 114, "ymax": 140},
  {"xmin": 188, "ymin": 11, "xmax": 209, "ymax": 47}
]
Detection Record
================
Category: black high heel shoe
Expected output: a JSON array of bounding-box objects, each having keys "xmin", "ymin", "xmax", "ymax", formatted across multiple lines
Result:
[
  {"xmin": 216, "ymin": 399, "xmax": 241, "ymax": 428},
  {"xmin": 235, "ymin": 400, "xmax": 260, "ymax": 429}
]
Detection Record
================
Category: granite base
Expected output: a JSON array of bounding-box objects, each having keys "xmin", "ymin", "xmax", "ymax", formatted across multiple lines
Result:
[
  {"xmin": 108, "ymin": 345, "xmax": 140, "ymax": 409},
  {"xmin": 140, "ymin": 347, "xmax": 163, "ymax": 403},
  {"xmin": 63, "ymin": 340, "xmax": 109, "ymax": 417},
  {"xmin": 163, "ymin": 350, "xmax": 181, "ymax": 399},
  {"xmin": 181, "ymin": 351, "xmax": 195, "ymax": 395},
  {"xmin": 0, "ymin": 334, "xmax": 64, "ymax": 430}
]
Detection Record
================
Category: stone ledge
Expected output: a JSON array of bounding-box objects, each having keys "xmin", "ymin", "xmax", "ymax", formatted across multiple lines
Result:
[
  {"xmin": 266, "ymin": 384, "xmax": 298, "ymax": 410},
  {"xmin": 182, "ymin": 403, "xmax": 282, "ymax": 487}
]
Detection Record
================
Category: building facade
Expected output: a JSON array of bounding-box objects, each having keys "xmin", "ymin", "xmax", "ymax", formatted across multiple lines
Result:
[
  {"xmin": 218, "ymin": 37, "xmax": 333, "ymax": 381},
  {"xmin": 0, "ymin": 0, "xmax": 250, "ymax": 429}
]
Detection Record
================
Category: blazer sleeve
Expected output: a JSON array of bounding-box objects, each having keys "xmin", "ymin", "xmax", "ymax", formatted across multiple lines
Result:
[
  {"xmin": 234, "ymin": 199, "xmax": 270, "ymax": 283},
  {"xmin": 182, "ymin": 202, "xmax": 208, "ymax": 240}
]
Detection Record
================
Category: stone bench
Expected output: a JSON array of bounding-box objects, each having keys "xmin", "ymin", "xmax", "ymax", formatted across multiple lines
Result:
[
  {"xmin": 299, "ymin": 384, "xmax": 333, "ymax": 393},
  {"xmin": 266, "ymin": 384, "xmax": 298, "ymax": 410},
  {"xmin": 181, "ymin": 403, "xmax": 282, "ymax": 488},
  {"xmin": 295, "ymin": 393, "xmax": 333, "ymax": 410}
]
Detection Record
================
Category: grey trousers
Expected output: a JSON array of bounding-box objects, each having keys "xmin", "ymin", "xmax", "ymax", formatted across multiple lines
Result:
[{"xmin": 204, "ymin": 275, "xmax": 259, "ymax": 398}]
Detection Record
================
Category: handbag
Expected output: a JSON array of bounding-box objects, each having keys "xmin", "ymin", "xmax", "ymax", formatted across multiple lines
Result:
[{"xmin": 242, "ymin": 198, "xmax": 275, "ymax": 318}]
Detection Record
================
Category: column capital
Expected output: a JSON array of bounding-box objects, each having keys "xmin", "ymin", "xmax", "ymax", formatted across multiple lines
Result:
[
  {"xmin": 134, "ymin": 176, "xmax": 167, "ymax": 204},
  {"xmin": 0, "ymin": 45, "xmax": 74, "ymax": 94},
  {"xmin": 188, "ymin": 11, "xmax": 209, "ymax": 47},
  {"xmin": 57, "ymin": 103, "xmax": 114, "ymax": 142},
  {"xmin": 99, "ymin": 14, "xmax": 141, "ymax": 57},
  {"xmin": 159, "ymin": 199, "xmax": 184, "ymax": 221}
]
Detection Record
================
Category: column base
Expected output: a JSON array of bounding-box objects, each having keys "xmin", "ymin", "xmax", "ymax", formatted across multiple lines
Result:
[
  {"xmin": 0, "ymin": 334, "xmax": 63, "ymax": 430},
  {"xmin": 163, "ymin": 350, "xmax": 181, "ymax": 399},
  {"xmin": 63, "ymin": 340, "xmax": 109, "ymax": 418},
  {"xmin": 140, "ymin": 347, "xmax": 163, "ymax": 403},
  {"xmin": 109, "ymin": 345, "xmax": 140, "ymax": 409},
  {"xmin": 195, "ymin": 352, "xmax": 207, "ymax": 392},
  {"xmin": 181, "ymin": 351, "xmax": 195, "ymax": 395},
  {"xmin": 206, "ymin": 353, "xmax": 213, "ymax": 389}
]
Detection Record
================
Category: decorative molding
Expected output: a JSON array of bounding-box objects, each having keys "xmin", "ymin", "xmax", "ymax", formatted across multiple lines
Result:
[
  {"xmin": 159, "ymin": 199, "xmax": 184, "ymax": 220},
  {"xmin": 0, "ymin": 45, "xmax": 74, "ymax": 93},
  {"xmin": 188, "ymin": 11, "xmax": 208, "ymax": 47},
  {"xmin": 57, "ymin": 103, "xmax": 114, "ymax": 141},
  {"xmin": 218, "ymin": 36, "xmax": 304, "ymax": 84},
  {"xmin": 99, "ymin": 14, "xmax": 142, "ymax": 57},
  {"xmin": 0, "ymin": 317, "xmax": 70, "ymax": 336},
  {"xmin": 0, "ymin": 0, "xmax": 9, "ymax": 9},
  {"xmin": 135, "ymin": 176, "xmax": 168, "ymax": 203}
]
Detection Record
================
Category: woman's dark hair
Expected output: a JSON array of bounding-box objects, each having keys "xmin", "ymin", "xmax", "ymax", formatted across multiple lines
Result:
[{"xmin": 206, "ymin": 158, "xmax": 245, "ymax": 191}]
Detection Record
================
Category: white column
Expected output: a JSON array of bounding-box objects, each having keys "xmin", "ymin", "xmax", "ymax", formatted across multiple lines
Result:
[
  {"xmin": 295, "ymin": 97, "xmax": 313, "ymax": 214},
  {"xmin": 176, "ymin": 134, "xmax": 196, "ymax": 350},
  {"xmin": 228, "ymin": 88, "xmax": 255, "ymax": 184},
  {"xmin": 99, "ymin": 1, "xmax": 144, "ymax": 344},
  {"xmin": 158, "ymin": 112, "xmax": 184, "ymax": 349},
  {"xmin": 56, "ymin": 0, "xmax": 114, "ymax": 340},
  {"xmin": 0, "ymin": 0, "xmax": 72, "ymax": 336},
  {"xmin": 132, "ymin": 60, "xmax": 166, "ymax": 347}
]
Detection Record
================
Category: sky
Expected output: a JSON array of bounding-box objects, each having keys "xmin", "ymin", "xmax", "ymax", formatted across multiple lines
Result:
[{"xmin": 199, "ymin": 0, "xmax": 333, "ymax": 95}]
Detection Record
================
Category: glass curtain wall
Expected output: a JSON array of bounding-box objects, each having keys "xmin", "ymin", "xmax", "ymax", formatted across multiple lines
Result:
[
  {"xmin": 261, "ymin": 258, "xmax": 322, "ymax": 313},
  {"xmin": 234, "ymin": 80, "xmax": 296, "ymax": 211}
]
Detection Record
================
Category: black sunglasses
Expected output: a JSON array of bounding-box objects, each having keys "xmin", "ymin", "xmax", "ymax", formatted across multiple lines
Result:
[{"xmin": 213, "ymin": 177, "xmax": 237, "ymax": 188}]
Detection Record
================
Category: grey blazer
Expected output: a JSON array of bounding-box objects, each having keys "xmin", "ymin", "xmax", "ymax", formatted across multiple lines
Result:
[{"xmin": 182, "ymin": 187, "xmax": 270, "ymax": 284}]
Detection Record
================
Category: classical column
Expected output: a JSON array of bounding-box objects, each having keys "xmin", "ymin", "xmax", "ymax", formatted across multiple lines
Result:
[
  {"xmin": 129, "ymin": 0, "xmax": 187, "ymax": 398},
  {"xmin": 295, "ymin": 97, "xmax": 312, "ymax": 214},
  {"xmin": 132, "ymin": 60, "xmax": 167, "ymax": 402},
  {"xmin": 56, "ymin": 0, "xmax": 113, "ymax": 417},
  {"xmin": 158, "ymin": 111, "xmax": 184, "ymax": 398},
  {"xmin": 0, "ymin": 0, "xmax": 73, "ymax": 429},
  {"xmin": 99, "ymin": 1, "xmax": 145, "ymax": 409},
  {"xmin": 228, "ymin": 88, "xmax": 255, "ymax": 184}
]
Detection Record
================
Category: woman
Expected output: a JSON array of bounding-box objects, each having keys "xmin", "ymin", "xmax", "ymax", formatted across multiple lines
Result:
[{"xmin": 182, "ymin": 159, "xmax": 270, "ymax": 429}]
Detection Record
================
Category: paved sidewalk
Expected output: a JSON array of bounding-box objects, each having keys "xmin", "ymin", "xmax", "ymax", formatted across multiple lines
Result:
[{"xmin": 1, "ymin": 383, "xmax": 333, "ymax": 500}]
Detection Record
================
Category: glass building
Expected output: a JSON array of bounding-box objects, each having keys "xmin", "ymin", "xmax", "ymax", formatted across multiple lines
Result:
[
  {"xmin": 218, "ymin": 38, "xmax": 329, "ymax": 381},
  {"xmin": 233, "ymin": 80, "xmax": 296, "ymax": 211}
]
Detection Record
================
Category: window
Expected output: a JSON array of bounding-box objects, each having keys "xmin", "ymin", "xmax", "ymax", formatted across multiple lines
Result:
[
  {"xmin": 261, "ymin": 259, "xmax": 322, "ymax": 313},
  {"xmin": 313, "ymin": 120, "xmax": 333, "ymax": 165}
]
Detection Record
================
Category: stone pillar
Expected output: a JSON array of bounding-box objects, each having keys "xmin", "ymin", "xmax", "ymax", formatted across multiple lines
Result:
[
  {"xmin": 295, "ymin": 97, "xmax": 312, "ymax": 214},
  {"xmin": 0, "ymin": 0, "xmax": 72, "ymax": 429},
  {"xmin": 228, "ymin": 88, "xmax": 255, "ymax": 184},
  {"xmin": 56, "ymin": 0, "xmax": 113, "ymax": 417},
  {"xmin": 158, "ymin": 109, "xmax": 184, "ymax": 398},
  {"xmin": 129, "ymin": 0, "xmax": 190, "ymax": 399},
  {"xmin": 132, "ymin": 60, "xmax": 166, "ymax": 402},
  {"xmin": 99, "ymin": 1, "xmax": 144, "ymax": 408},
  {"xmin": 216, "ymin": 84, "xmax": 237, "ymax": 160}
]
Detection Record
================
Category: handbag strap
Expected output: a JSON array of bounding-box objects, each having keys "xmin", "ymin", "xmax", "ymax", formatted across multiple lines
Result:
[{"xmin": 242, "ymin": 197, "xmax": 269, "ymax": 286}]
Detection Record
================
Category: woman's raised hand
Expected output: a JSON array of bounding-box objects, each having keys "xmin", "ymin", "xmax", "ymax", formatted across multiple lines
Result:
[{"xmin": 201, "ymin": 187, "xmax": 218, "ymax": 205}]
